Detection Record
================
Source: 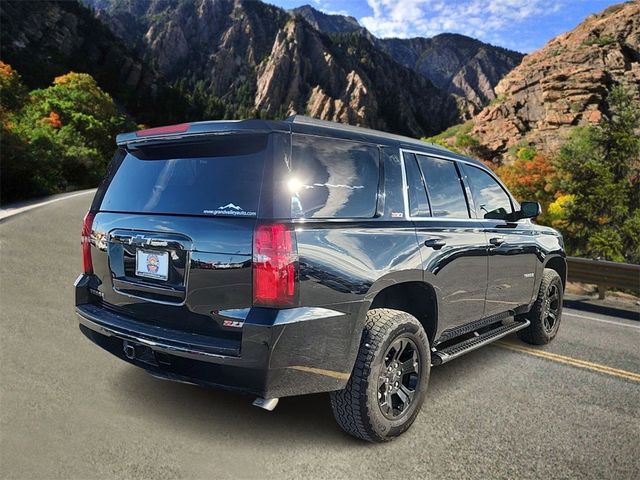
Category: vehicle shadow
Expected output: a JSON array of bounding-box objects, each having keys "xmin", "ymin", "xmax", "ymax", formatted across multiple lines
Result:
[
  {"xmin": 114, "ymin": 344, "xmax": 504, "ymax": 446},
  {"xmin": 563, "ymin": 297, "xmax": 640, "ymax": 321}
]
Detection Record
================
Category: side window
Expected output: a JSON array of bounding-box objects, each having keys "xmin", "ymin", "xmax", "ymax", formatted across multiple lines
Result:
[
  {"xmin": 465, "ymin": 165, "xmax": 513, "ymax": 220},
  {"xmin": 416, "ymin": 155, "xmax": 469, "ymax": 218},
  {"xmin": 403, "ymin": 153, "xmax": 430, "ymax": 217},
  {"xmin": 290, "ymin": 135, "xmax": 379, "ymax": 218}
]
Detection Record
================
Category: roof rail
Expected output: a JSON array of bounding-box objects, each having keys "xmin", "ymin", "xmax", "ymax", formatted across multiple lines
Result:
[{"xmin": 285, "ymin": 115, "xmax": 448, "ymax": 151}]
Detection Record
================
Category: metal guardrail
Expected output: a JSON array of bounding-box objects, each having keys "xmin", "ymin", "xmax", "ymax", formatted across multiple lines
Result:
[{"xmin": 566, "ymin": 257, "xmax": 640, "ymax": 298}]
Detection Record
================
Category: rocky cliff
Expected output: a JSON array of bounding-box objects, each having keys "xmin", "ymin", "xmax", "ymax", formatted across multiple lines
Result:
[
  {"xmin": 291, "ymin": 5, "xmax": 362, "ymax": 34},
  {"xmin": 3, "ymin": 0, "xmax": 525, "ymax": 136},
  {"xmin": 0, "ymin": 0, "xmax": 190, "ymax": 125},
  {"xmin": 291, "ymin": 5, "xmax": 523, "ymax": 116},
  {"xmin": 378, "ymin": 34, "xmax": 524, "ymax": 117},
  {"xmin": 457, "ymin": 2, "xmax": 640, "ymax": 161},
  {"xmin": 82, "ymin": 0, "xmax": 457, "ymax": 136},
  {"xmin": 255, "ymin": 18, "xmax": 457, "ymax": 135}
]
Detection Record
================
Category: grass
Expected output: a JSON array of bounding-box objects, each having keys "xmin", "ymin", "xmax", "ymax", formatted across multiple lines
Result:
[
  {"xmin": 583, "ymin": 36, "xmax": 616, "ymax": 47},
  {"xmin": 423, "ymin": 121, "xmax": 477, "ymax": 154}
]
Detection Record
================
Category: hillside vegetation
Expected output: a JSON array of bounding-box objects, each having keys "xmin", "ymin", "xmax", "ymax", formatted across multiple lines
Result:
[{"xmin": 0, "ymin": 63, "xmax": 134, "ymax": 202}]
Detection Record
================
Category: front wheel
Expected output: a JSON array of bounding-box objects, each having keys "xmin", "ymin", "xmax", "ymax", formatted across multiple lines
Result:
[
  {"xmin": 330, "ymin": 308, "xmax": 430, "ymax": 442},
  {"xmin": 518, "ymin": 268, "xmax": 563, "ymax": 345}
]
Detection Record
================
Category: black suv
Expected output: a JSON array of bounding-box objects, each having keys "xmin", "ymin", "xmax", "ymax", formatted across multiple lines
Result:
[{"xmin": 76, "ymin": 116, "xmax": 566, "ymax": 442}]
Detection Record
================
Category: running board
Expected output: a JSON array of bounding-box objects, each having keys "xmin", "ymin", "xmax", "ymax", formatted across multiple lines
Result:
[{"xmin": 431, "ymin": 319, "xmax": 530, "ymax": 366}]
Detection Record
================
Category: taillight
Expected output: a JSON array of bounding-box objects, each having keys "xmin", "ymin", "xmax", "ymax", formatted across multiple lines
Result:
[
  {"xmin": 252, "ymin": 224, "xmax": 298, "ymax": 307},
  {"xmin": 81, "ymin": 211, "xmax": 96, "ymax": 274}
]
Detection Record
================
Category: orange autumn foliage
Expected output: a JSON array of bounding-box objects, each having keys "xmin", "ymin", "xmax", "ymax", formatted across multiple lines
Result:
[
  {"xmin": 44, "ymin": 111, "xmax": 62, "ymax": 128},
  {"xmin": 496, "ymin": 154, "xmax": 557, "ymax": 201},
  {"xmin": 0, "ymin": 60, "xmax": 14, "ymax": 78}
]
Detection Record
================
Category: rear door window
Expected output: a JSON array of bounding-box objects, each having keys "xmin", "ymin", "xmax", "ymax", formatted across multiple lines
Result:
[
  {"xmin": 465, "ymin": 165, "xmax": 513, "ymax": 220},
  {"xmin": 416, "ymin": 155, "xmax": 469, "ymax": 218},
  {"xmin": 98, "ymin": 134, "xmax": 268, "ymax": 217},
  {"xmin": 289, "ymin": 135, "xmax": 380, "ymax": 218}
]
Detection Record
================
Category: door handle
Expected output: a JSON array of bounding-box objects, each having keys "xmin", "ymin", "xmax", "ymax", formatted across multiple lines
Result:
[
  {"xmin": 489, "ymin": 237, "xmax": 505, "ymax": 246},
  {"xmin": 424, "ymin": 238, "xmax": 446, "ymax": 250}
]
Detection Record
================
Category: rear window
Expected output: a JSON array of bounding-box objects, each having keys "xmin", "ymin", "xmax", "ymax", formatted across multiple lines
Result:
[
  {"xmin": 98, "ymin": 134, "xmax": 268, "ymax": 217},
  {"xmin": 289, "ymin": 135, "xmax": 380, "ymax": 218}
]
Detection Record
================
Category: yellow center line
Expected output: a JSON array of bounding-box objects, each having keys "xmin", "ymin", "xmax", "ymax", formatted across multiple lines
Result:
[{"xmin": 495, "ymin": 341, "xmax": 640, "ymax": 383}]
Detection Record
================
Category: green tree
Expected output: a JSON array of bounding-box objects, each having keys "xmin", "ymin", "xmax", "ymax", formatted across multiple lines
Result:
[
  {"xmin": 1, "ymin": 62, "xmax": 63, "ymax": 202},
  {"xmin": 17, "ymin": 72, "xmax": 135, "ymax": 188},
  {"xmin": 1, "ymin": 65, "xmax": 135, "ymax": 203},
  {"xmin": 556, "ymin": 86, "xmax": 640, "ymax": 262}
]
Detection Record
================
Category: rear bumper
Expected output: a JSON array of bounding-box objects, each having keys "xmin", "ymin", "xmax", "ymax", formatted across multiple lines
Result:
[{"xmin": 75, "ymin": 276, "xmax": 361, "ymax": 398}]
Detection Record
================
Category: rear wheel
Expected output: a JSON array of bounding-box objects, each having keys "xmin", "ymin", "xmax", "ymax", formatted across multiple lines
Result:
[
  {"xmin": 330, "ymin": 308, "xmax": 430, "ymax": 442},
  {"xmin": 518, "ymin": 268, "xmax": 563, "ymax": 345}
]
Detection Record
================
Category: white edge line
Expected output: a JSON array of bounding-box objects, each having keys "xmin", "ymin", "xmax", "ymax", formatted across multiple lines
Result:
[
  {"xmin": 564, "ymin": 311, "xmax": 640, "ymax": 330},
  {"xmin": 0, "ymin": 189, "xmax": 95, "ymax": 221}
]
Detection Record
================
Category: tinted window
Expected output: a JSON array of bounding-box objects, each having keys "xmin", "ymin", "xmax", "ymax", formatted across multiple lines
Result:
[
  {"xmin": 403, "ymin": 153, "xmax": 430, "ymax": 217},
  {"xmin": 99, "ymin": 134, "xmax": 267, "ymax": 216},
  {"xmin": 416, "ymin": 155, "xmax": 469, "ymax": 218},
  {"xmin": 290, "ymin": 135, "xmax": 379, "ymax": 218},
  {"xmin": 465, "ymin": 165, "xmax": 513, "ymax": 220}
]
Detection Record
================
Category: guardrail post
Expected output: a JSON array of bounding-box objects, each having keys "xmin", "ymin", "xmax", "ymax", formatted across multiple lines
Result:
[{"xmin": 597, "ymin": 284, "xmax": 606, "ymax": 300}]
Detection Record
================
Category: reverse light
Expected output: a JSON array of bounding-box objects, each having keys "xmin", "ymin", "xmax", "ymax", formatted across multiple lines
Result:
[
  {"xmin": 81, "ymin": 211, "xmax": 96, "ymax": 274},
  {"xmin": 135, "ymin": 123, "xmax": 190, "ymax": 137},
  {"xmin": 252, "ymin": 224, "xmax": 298, "ymax": 307}
]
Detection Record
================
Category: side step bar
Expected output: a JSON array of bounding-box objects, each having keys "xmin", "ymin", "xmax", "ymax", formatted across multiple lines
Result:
[{"xmin": 431, "ymin": 319, "xmax": 530, "ymax": 366}]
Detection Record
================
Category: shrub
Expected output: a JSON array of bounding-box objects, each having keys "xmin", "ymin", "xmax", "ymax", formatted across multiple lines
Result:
[{"xmin": 0, "ymin": 65, "xmax": 135, "ymax": 203}]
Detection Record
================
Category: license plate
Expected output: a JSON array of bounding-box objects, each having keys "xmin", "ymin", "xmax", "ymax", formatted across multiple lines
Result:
[{"xmin": 135, "ymin": 249, "xmax": 169, "ymax": 281}]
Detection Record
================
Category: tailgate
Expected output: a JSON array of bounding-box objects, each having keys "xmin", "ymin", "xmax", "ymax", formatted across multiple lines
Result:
[{"xmin": 90, "ymin": 213, "xmax": 255, "ymax": 337}]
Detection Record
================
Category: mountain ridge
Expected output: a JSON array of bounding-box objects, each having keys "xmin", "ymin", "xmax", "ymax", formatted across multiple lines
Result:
[
  {"xmin": 435, "ymin": 1, "xmax": 640, "ymax": 162},
  {"xmin": 81, "ymin": 0, "xmax": 460, "ymax": 136},
  {"xmin": 291, "ymin": 4, "xmax": 524, "ymax": 116},
  {"xmin": 3, "ymin": 0, "xmax": 526, "ymax": 137}
]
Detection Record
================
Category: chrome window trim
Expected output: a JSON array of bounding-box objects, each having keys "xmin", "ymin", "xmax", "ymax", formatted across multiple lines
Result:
[
  {"xmin": 399, "ymin": 148, "xmax": 478, "ymax": 222},
  {"xmin": 399, "ymin": 147, "xmax": 525, "ymax": 224}
]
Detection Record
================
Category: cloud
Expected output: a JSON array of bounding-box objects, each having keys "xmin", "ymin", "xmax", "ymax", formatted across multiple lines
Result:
[
  {"xmin": 360, "ymin": 0, "xmax": 569, "ymax": 51},
  {"xmin": 312, "ymin": 0, "xmax": 351, "ymax": 17}
]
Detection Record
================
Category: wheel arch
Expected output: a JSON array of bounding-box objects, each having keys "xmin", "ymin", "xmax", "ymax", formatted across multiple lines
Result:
[
  {"xmin": 544, "ymin": 255, "xmax": 567, "ymax": 288},
  {"xmin": 367, "ymin": 280, "xmax": 438, "ymax": 345}
]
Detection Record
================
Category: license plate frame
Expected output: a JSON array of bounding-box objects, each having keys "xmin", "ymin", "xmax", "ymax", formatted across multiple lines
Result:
[{"xmin": 135, "ymin": 249, "xmax": 169, "ymax": 281}]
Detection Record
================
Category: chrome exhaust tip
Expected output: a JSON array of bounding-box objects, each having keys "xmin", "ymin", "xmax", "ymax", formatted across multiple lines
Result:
[{"xmin": 252, "ymin": 397, "xmax": 279, "ymax": 411}]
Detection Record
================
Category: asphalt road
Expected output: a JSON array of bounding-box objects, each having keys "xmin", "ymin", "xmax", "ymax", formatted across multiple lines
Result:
[{"xmin": 1, "ymin": 194, "xmax": 639, "ymax": 480}]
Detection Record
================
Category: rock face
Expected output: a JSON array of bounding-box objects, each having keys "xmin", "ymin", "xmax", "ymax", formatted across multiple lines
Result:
[
  {"xmin": 378, "ymin": 34, "xmax": 524, "ymax": 117},
  {"xmin": 291, "ymin": 5, "xmax": 362, "ymax": 34},
  {"xmin": 0, "ymin": 0, "xmax": 151, "ymax": 92},
  {"xmin": 80, "ymin": 0, "xmax": 458, "ymax": 136},
  {"xmin": 466, "ymin": 2, "xmax": 640, "ymax": 161},
  {"xmin": 0, "ymin": 0, "xmax": 190, "ymax": 125},
  {"xmin": 254, "ymin": 18, "xmax": 457, "ymax": 135},
  {"xmin": 290, "ymin": 6, "xmax": 523, "ymax": 116},
  {"xmin": 3, "ymin": 0, "xmax": 524, "ymax": 135}
]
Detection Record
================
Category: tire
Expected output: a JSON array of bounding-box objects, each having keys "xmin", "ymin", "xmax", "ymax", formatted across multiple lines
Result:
[
  {"xmin": 518, "ymin": 268, "xmax": 563, "ymax": 345},
  {"xmin": 330, "ymin": 308, "xmax": 430, "ymax": 442}
]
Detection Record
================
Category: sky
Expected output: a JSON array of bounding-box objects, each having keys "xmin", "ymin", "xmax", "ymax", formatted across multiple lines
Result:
[{"xmin": 268, "ymin": 0, "xmax": 621, "ymax": 52}]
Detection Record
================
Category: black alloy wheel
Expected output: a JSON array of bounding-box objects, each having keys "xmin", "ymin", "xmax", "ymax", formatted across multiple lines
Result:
[
  {"xmin": 542, "ymin": 282, "xmax": 561, "ymax": 333},
  {"xmin": 378, "ymin": 338, "xmax": 420, "ymax": 419}
]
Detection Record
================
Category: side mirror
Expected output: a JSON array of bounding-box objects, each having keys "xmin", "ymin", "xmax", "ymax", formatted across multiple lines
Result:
[{"xmin": 518, "ymin": 201, "xmax": 541, "ymax": 219}]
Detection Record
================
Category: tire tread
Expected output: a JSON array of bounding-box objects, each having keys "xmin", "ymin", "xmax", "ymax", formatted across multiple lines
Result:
[
  {"xmin": 330, "ymin": 308, "xmax": 427, "ymax": 442},
  {"xmin": 518, "ymin": 268, "xmax": 562, "ymax": 345}
]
